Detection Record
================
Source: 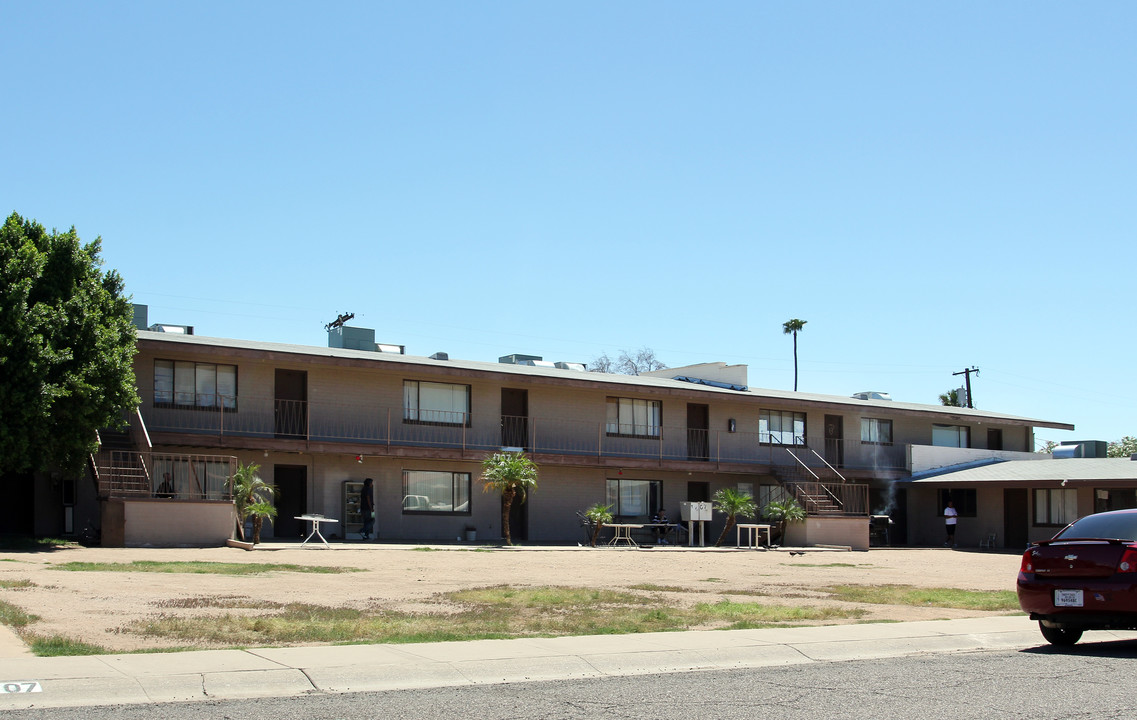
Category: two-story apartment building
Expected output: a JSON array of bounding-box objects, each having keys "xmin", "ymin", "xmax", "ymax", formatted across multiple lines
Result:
[{"xmin": 73, "ymin": 322, "xmax": 1074, "ymax": 549}]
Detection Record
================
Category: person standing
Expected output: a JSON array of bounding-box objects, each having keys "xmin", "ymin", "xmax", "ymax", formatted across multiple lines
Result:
[
  {"xmin": 360, "ymin": 477, "xmax": 375, "ymax": 540},
  {"xmin": 944, "ymin": 499, "xmax": 958, "ymax": 547}
]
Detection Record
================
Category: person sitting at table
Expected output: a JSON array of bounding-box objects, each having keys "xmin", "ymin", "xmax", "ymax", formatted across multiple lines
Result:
[
  {"xmin": 652, "ymin": 508, "xmax": 671, "ymax": 544},
  {"xmin": 154, "ymin": 472, "xmax": 176, "ymax": 499}
]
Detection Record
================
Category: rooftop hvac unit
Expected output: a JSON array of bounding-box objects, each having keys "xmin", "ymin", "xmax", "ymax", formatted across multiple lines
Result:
[
  {"xmin": 149, "ymin": 323, "xmax": 194, "ymax": 335},
  {"xmin": 852, "ymin": 391, "xmax": 892, "ymax": 401}
]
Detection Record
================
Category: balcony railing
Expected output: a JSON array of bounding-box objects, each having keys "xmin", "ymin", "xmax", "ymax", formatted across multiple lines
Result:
[
  {"xmin": 143, "ymin": 396, "xmax": 913, "ymax": 472},
  {"xmin": 92, "ymin": 450, "xmax": 236, "ymax": 501}
]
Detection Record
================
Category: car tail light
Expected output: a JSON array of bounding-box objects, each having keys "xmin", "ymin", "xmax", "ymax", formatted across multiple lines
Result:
[
  {"xmin": 1020, "ymin": 549, "xmax": 1034, "ymax": 573},
  {"xmin": 1117, "ymin": 546, "xmax": 1137, "ymax": 573}
]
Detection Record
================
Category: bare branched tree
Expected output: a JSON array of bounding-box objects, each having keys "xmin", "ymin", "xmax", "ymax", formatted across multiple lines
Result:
[
  {"xmin": 587, "ymin": 352, "xmax": 617, "ymax": 373},
  {"xmin": 588, "ymin": 347, "xmax": 667, "ymax": 375}
]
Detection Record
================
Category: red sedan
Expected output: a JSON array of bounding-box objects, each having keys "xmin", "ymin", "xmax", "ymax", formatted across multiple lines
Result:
[{"xmin": 1018, "ymin": 508, "xmax": 1137, "ymax": 646}]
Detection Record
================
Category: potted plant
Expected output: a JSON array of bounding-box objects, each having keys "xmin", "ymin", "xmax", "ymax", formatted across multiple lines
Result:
[
  {"xmin": 762, "ymin": 498, "xmax": 807, "ymax": 546},
  {"xmin": 232, "ymin": 462, "xmax": 278, "ymax": 545},
  {"xmin": 712, "ymin": 487, "xmax": 757, "ymax": 546},
  {"xmin": 583, "ymin": 503, "xmax": 614, "ymax": 547},
  {"xmin": 480, "ymin": 451, "xmax": 538, "ymax": 546}
]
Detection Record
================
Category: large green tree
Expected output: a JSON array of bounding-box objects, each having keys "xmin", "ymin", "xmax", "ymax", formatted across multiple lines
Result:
[
  {"xmin": 0, "ymin": 212, "xmax": 139, "ymax": 475},
  {"xmin": 1108, "ymin": 437, "xmax": 1137, "ymax": 458}
]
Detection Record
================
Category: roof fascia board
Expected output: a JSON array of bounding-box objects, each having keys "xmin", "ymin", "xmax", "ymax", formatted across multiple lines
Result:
[{"xmin": 135, "ymin": 333, "xmax": 1073, "ymax": 429}]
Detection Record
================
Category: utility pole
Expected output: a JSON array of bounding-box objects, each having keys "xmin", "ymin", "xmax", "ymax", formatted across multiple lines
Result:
[{"xmin": 952, "ymin": 366, "xmax": 980, "ymax": 409}]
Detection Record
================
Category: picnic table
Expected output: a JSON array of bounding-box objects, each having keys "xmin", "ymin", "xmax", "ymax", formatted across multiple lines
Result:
[
  {"xmin": 736, "ymin": 523, "xmax": 773, "ymax": 549},
  {"xmin": 296, "ymin": 514, "xmax": 338, "ymax": 549},
  {"xmin": 607, "ymin": 523, "xmax": 644, "ymax": 546}
]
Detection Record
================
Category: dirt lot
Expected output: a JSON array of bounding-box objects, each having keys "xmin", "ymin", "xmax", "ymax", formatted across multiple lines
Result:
[{"xmin": 0, "ymin": 542, "xmax": 1025, "ymax": 653}]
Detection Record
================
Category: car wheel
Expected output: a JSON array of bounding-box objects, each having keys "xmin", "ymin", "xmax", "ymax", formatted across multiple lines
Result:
[{"xmin": 1039, "ymin": 621, "xmax": 1083, "ymax": 646}]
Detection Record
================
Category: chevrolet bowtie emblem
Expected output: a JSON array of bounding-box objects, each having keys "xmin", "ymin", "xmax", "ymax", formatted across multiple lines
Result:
[{"xmin": 1064, "ymin": 554, "xmax": 1078, "ymax": 561}]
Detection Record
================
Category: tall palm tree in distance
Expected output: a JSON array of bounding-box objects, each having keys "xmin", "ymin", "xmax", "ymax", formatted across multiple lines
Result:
[{"xmin": 782, "ymin": 318, "xmax": 807, "ymax": 391}]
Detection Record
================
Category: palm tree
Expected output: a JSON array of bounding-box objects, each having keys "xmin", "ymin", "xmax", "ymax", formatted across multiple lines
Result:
[
  {"xmin": 480, "ymin": 451, "xmax": 538, "ymax": 546},
  {"xmin": 712, "ymin": 487, "xmax": 757, "ymax": 547},
  {"xmin": 782, "ymin": 318, "xmax": 807, "ymax": 391},
  {"xmin": 762, "ymin": 498, "xmax": 806, "ymax": 546},
  {"xmin": 232, "ymin": 462, "xmax": 278, "ymax": 544},
  {"xmin": 939, "ymin": 389, "xmax": 963, "ymax": 407},
  {"xmin": 583, "ymin": 503, "xmax": 614, "ymax": 547}
]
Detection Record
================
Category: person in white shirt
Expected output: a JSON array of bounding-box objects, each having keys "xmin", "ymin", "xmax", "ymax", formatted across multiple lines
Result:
[{"xmin": 944, "ymin": 500, "xmax": 958, "ymax": 547}]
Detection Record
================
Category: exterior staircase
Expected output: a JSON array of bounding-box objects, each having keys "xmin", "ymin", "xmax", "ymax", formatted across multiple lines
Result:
[
  {"xmin": 771, "ymin": 446, "xmax": 862, "ymax": 516},
  {"xmin": 90, "ymin": 427, "xmax": 152, "ymax": 498}
]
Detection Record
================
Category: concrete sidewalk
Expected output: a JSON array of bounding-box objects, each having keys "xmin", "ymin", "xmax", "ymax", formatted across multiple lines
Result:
[{"xmin": 0, "ymin": 615, "xmax": 1090, "ymax": 710}]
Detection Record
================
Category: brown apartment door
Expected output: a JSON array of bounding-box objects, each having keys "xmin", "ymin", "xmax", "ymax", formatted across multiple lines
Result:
[
  {"xmin": 1004, "ymin": 488, "xmax": 1029, "ymax": 550},
  {"xmin": 501, "ymin": 388, "xmax": 528, "ymax": 450},
  {"xmin": 274, "ymin": 370, "xmax": 308, "ymax": 439},
  {"xmin": 687, "ymin": 403, "xmax": 710, "ymax": 461},
  {"xmin": 824, "ymin": 415, "xmax": 844, "ymax": 467},
  {"xmin": 272, "ymin": 465, "xmax": 307, "ymax": 539},
  {"xmin": 988, "ymin": 429, "xmax": 1004, "ymax": 451}
]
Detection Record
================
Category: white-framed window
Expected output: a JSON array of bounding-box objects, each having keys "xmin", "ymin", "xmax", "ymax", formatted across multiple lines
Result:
[
  {"xmin": 759, "ymin": 410, "xmax": 805, "ymax": 446},
  {"xmin": 605, "ymin": 478, "xmax": 661, "ymax": 518},
  {"xmin": 1034, "ymin": 488, "xmax": 1077, "ymax": 526},
  {"xmin": 403, "ymin": 380, "xmax": 470, "ymax": 426},
  {"xmin": 860, "ymin": 418, "xmax": 893, "ymax": 445},
  {"xmin": 154, "ymin": 360, "xmax": 237, "ymax": 409},
  {"xmin": 933, "ymin": 424, "xmax": 970, "ymax": 448},
  {"xmin": 402, "ymin": 470, "xmax": 471, "ymax": 514},
  {"xmin": 605, "ymin": 397, "xmax": 662, "ymax": 438}
]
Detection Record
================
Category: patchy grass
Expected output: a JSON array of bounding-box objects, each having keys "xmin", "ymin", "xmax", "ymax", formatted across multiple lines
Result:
[
  {"xmin": 0, "ymin": 537, "xmax": 75, "ymax": 551},
  {"xmin": 122, "ymin": 585, "xmax": 866, "ymax": 648},
  {"xmin": 51, "ymin": 561, "xmax": 361, "ymax": 576},
  {"xmin": 627, "ymin": 584, "xmax": 691, "ymax": 593},
  {"xmin": 155, "ymin": 595, "xmax": 285, "ymax": 610},
  {"xmin": 826, "ymin": 584, "xmax": 1019, "ymax": 611},
  {"xmin": 25, "ymin": 634, "xmax": 109, "ymax": 657},
  {"xmin": 700, "ymin": 577, "xmax": 726, "ymax": 583},
  {"xmin": 0, "ymin": 599, "xmax": 39, "ymax": 627},
  {"xmin": 692, "ymin": 600, "xmax": 865, "ymax": 628},
  {"xmin": 0, "ymin": 579, "xmax": 35, "ymax": 590},
  {"xmin": 787, "ymin": 563, "xmax": 872, "ymax": 569}
]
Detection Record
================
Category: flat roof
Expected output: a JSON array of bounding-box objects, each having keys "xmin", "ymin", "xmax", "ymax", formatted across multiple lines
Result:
[
  {"xmin": 907, "ymin": 458, "xmax": 1137, "ymax": 484},
  {"xmin": 136, "ymin": 331, "xmax": 1075, "ymax": 431}
]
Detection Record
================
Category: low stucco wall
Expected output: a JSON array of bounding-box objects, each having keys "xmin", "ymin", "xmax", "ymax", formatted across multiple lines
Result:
[
  {"xmin": 102, "ymin": 499, "xmax": 234, "ymax": 547},
  {"xmin": 784, "ymin": 516, "xmax": 869, "ymax": 551}
]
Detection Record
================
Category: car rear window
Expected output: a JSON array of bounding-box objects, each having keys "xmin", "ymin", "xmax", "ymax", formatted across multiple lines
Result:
[{"xmin": 1056, "ymin": 512, "xmax": 1137, "ymax": 541}]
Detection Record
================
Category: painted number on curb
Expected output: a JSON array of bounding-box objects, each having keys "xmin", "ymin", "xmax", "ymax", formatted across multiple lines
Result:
[{"xmin": 1, "ymin": 682, "xmax": 42, "ymax": 693}]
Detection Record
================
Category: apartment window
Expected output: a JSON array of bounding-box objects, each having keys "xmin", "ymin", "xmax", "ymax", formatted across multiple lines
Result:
[
  {"xmin": 860, "ymin": 418, "xmax": 893, "ymax": 445},
  {"xmin": 605, "ymin": 478, "xmax": 661, "ymax": 518},
  {"xmin": 403, "ymin": 381, "xmax": 470, "ymax": 426},
  {"xmin": 1034, "ymin": 488, "xmax": 1077, "ymax": 526},
  {"xmin": 154, "ymin": 360, "xmax": 237, "ymax": 410},
  {"xmin": 759, "ymin": 410, "xmax": 806, "ymax": 446},
  {"xmin": 605, "ymin": 397, "xmax": 662, "ymax": 438},
  {"xmin": 757, "ymin": 484, "xmax": 788, "ymax": 510},
  {"xmin": 402, "ymin": 470, "xmax": 471, "ymax": 514},
  {"xmin": 932, "ymin": 424, "xmax": 970, "ymax": 448},
  {"xmin": 1095, "ymin": 489, "xmax": 1137, "ymax": 513}
]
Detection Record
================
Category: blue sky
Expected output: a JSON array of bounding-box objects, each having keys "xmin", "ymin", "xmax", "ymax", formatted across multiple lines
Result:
[{"xmin": 4, "ymin": 2, "xmax": 1134, "ymax": 447}]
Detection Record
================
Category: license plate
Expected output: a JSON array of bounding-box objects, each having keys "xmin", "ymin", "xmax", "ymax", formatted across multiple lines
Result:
[{"xmin": 1055, "ymin": 589, "xmax": 1084, "ymax": 607}]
